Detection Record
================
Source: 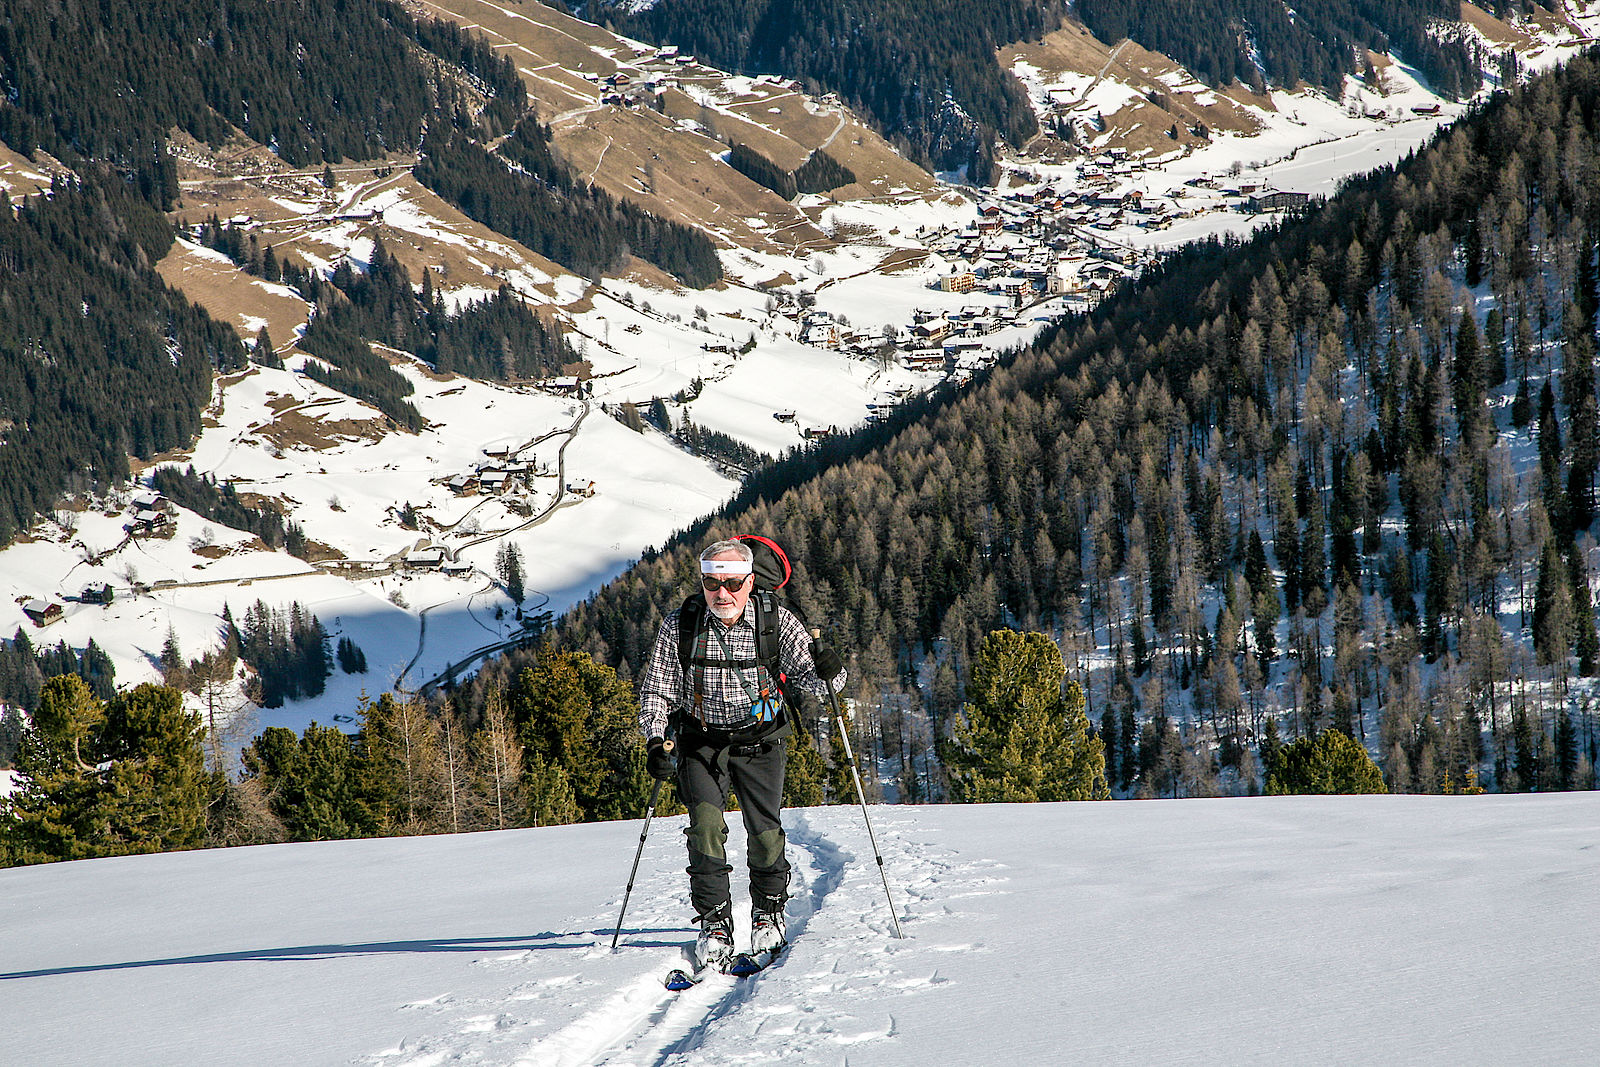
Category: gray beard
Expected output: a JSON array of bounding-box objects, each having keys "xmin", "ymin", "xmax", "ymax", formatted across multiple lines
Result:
[{"xmin": 709, "ymin": 602, "xmax": 743, "ymax": 621}]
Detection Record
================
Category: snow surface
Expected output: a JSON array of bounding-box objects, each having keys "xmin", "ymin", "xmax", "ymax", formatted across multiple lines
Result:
[{"xmin": 3, "ymin": 793, "xmax": 1597, "ymax": 1065}]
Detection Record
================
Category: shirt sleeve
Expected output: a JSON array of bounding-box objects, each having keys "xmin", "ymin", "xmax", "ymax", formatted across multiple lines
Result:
[
  {"xmin": 637, "ymin": 609, "xmax": 682, "ymax": 740},
  {"xmin": 777, "ymin": 606, "xmax": 845, "ymax": 700}
]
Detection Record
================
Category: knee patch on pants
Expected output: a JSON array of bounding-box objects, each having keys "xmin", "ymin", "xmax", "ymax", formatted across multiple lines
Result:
[
  {"xmin": 747, "ymin": 827, "xmax": 786, "ymax": 871},
  {"xmin": 686, "ymin": 802, "xmax": 729, "ymax": 860}
]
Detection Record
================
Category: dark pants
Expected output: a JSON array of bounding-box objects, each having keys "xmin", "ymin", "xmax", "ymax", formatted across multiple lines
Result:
[{"xmin": 676, "ymin": 732, "xmax": 790, "ymax": 922}]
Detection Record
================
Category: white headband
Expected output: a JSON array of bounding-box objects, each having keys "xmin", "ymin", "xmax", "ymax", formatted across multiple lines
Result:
[{"xmin": 701, "ymin": 558, "xmax": 753, "ymax": 575}]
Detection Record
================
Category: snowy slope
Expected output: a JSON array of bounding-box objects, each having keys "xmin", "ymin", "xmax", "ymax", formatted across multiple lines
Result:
[{"xmin": 3, "ymin": 794, "xmax": 1597, "ymax": 1065}]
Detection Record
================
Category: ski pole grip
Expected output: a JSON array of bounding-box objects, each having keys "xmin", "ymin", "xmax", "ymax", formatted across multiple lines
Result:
[{"xmin": 662, "ymin": 739, "xmax": 675, "ymax": 753}]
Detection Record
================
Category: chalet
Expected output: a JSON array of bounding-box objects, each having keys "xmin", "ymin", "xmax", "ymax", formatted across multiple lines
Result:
[
  {"xmin": 441, "ymin": 559, "xmax": 474, "ymax": 577},
  {"xmin": 23, "ymin": 599, "xmax": 63, "ymax": 627},
  {"xmin": 478, "ymin": 470, "xmax": 510, "ymax": 493},
  {"xmin": 566, "ymin": 480, "xmax": 597, "ymax": 498},
  {"xmin": 128, "ymin": 508, "xmax": 169, "ymax": 534},
  {"xmin": 544, "ymin": 376, "xmax": 584, "ymax": 397},
  {"xmin": 913, "ymin": 318, "xmax": 950, "ymax": 343},
  {"xmin": 1411, "ymin": 103, "xmax": 1442, "ymax": 115},
  {"xmin": 404, "ymin": 547, "xmax": 445, "ymax": 570},
  {"xmin": 673, "ymin": 54, "xmax": 695, "ymax": 65},
  {"xmin": 81, "ymin": 582, "xmax": 115, "ymax": 605},
  {"xmin": 130, "ymin": 491, "xmax": 167, "ymax": 512},
  {"xmin": 901, "ymin": 349, "xmax": 948, "ymax": 371},
  {"xmin": 939, "ymin": 271, "xmax": 977, "ymax": 293},
  {"xmin": 483, "ymin": 444, "xmax": 513, "ymax": 460},
  {"xmin": 657, "ymin": 45, "xmax": 679, "ymax": 59},
  {"xmin": 445, "ymin": 474, "xmax": 476, "ymax": 495},
  {"xmin": 773, "ymin": 409, "xmax": 797, "ymax": 422}
]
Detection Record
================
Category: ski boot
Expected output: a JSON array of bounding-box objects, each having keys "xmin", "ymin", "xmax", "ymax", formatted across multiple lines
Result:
[
  {"xmin": 749, "ymin": 899, "xmax": 787, "ymax": 955},
  {"xmin": 694, "ymin": 905, "xmax": 735, "ymax": 971}
]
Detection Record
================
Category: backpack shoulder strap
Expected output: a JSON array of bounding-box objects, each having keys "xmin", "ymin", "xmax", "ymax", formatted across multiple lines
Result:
[
  {"xmin": 676, "ymin": 594, "xmax": 705, "ymax": 672},
  {"xmin": 753, "ymin": 590, "xmax": 786, "ymax": 697}
]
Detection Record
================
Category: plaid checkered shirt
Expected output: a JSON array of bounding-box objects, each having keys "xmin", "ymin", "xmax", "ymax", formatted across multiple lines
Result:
[{"xmin": 637, "ymin": 598, "xmax": 842, "ymax": 739}]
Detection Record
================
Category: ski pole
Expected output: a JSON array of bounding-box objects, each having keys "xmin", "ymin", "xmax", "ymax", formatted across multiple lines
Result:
[
  {"xmin": 610, "ymin": 740, "xmax": 672, "ymax": 951},
  {"xmin": 817, "ymin": 637, "xmax": 904, "ymax": 940}
]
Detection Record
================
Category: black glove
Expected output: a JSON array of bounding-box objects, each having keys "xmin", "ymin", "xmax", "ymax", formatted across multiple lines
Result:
[
  {"xmin": 646, "ymin": 737, "xmax": 677, "ymax": 782},
  {"xmin": 810, "ymin": 639, "xmax": 843, "ymax": 682}
]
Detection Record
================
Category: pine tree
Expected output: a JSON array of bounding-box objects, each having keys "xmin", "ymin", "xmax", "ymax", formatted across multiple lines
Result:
[
  {"xmin": 508, "ymin": 650, "xmax": 648, "ymax": 821},
  {"xmin": 96, "ymin": 683, "xmax": 211, "ymax": 856},
  {"xmin": 524, "ymin": 753, "xmax": 580, "ymax": 826},
  {"xmin": 1264, "ymin": 730, "xmax": 1387, "ymax": 794},
  {"xmin": 1534, "ymin": 537, "xmax": 1574, "ymax": 667},
  {"xmin": 782, "ymin": 721, "xmax": 828, "ymax": 807},
  {"xmin": 946, "ymin": 630, "xmax": 1108, "ymax": 803}
]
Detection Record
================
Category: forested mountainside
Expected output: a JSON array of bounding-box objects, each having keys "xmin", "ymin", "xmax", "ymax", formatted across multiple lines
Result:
[
  {"xmin": 0, "ymin": 173, "xmax": 244, "ymax": 544},
  {"xmin": 530, "ymin": 50, "xmax": 1600, "ymax": 800},
  {"xmin": 1076, "ymin": 0, "xmax": 1490, "ymax": 100},
  {"xmin": 0, "ymin": 0, "xmax": 519, "ymax": 169},
  {"xmin": 0, "ymin": 0, "xmax": 718, "ymax": 542},
  {"xmin": 588, "ymin": 0, "xmax": 1066, "ymax": 181}
]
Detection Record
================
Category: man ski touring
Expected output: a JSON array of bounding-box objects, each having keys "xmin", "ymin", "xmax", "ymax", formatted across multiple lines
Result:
[{"xmin": 638, "ymin": 536, "xmax": 843, "ymax": 972}]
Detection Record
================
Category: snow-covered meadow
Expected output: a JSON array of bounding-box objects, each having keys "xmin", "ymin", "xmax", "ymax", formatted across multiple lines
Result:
[{"xmin": 2, "ymin": 792, "xmax": 1596, "ymax": 1065}]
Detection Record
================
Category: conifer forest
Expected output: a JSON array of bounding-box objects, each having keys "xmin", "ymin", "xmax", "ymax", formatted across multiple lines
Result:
[{"xmin": 550, "ymin": 53, "xmax": 1600, "ymax": 803}]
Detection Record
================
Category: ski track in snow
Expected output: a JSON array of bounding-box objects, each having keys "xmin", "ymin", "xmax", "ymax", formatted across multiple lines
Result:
[{"xmin": 362, "ymin": 810, "xmax": 987, "ymax": 1065}]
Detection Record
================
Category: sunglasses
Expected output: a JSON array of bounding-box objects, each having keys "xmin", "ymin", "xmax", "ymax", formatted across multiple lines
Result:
[{"xmin": 701, "ymin": 574, "xmax": 751, "ymax": 593}]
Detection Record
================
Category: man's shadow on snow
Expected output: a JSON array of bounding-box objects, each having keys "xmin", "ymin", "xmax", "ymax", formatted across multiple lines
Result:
[{"xmin": 0, "ymin": 927, "xmax": 690, "ymax": 981}]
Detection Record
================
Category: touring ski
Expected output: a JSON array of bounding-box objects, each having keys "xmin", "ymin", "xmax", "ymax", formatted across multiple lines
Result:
[
  {"xmin": 664, "ymin": 944, "xmax": 783, "ymax": 988},
  {"xmin": 663, "ymin": 965, "xmax": 703, "ymax": 990},
  {"xmin": 725, "ymin": 945, "xmax": 782, "ymax": 977}
]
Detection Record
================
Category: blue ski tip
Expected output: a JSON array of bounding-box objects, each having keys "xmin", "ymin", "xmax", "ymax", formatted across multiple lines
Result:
[
  {"xmin": 726, "ymin": 950, "xmax": 777, "ymax": 977},
  {"xmin": 664, "ymin": 968, "xmax": 698, "ymax": 990}
]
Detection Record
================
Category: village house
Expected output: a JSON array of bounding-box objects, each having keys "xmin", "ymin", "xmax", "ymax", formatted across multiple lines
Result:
[
  {"xmin": 802, "ymin": 321, "xmax": 841, "ymax": 348},
  {"xmin": 901, "ymin": 348, "xmax": 948, "ymax": 372},
  {"xmin": 1246, "ymin": 189, "xmax": 1312, "ymax": 213},
  {"xmin": 24, "ymin": 599, "xmax": 63, "ymax": 627},
  {"xmin": 127, "ymin": 508, "xmax": 169, "ymax": 536},
  {"xmin": 404, "ymin": 546, "xmax": 445, "ymax": 570},
  {"xmin": 939, "ymin": 270, "xmax": 977, "ymax": 293},
  {"xmin": 998, "ymin": 277, "xmax": 1036, "ymax": 304}
]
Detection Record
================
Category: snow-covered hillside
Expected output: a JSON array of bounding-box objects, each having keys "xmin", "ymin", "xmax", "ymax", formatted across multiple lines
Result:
[{"xmin": 3, "ymin": 794, "xmax": 1596, "ymax": 1065}]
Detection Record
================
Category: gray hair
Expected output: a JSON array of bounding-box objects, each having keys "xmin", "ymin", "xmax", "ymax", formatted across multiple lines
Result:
[{"xmin": 700, "ymin": 538, "xmax": 752, "ymax": 563}]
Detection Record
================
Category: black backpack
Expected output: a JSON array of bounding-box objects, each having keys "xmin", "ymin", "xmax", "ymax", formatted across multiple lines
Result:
[{"xmin": 676, "ymin": 534, "xmax": 794, "ymax": 732}]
